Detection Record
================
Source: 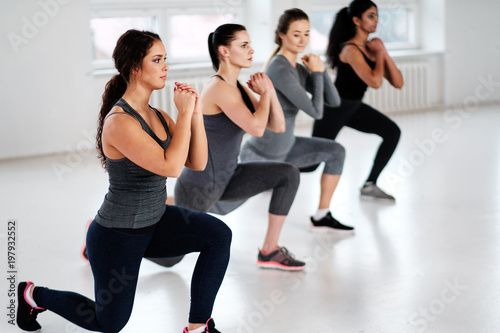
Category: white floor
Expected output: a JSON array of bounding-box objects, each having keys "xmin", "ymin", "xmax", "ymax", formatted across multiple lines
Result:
[{"xmin": 1, "ymin": 103, "xmax": 499, "ymax": 333}]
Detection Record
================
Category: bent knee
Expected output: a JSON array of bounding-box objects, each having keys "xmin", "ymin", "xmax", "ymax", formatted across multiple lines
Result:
[
  {"xmin": 281, "ymin": 163, "xmax": 300, "ymax": 187},
  {"xmin": 383, "ymin": 122, "xmax": 401, "ymax": 142}
]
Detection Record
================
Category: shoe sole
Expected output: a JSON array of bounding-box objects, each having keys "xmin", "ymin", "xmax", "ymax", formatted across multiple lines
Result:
[
  {"xmin": 256, "ymin": 260, "xmax": 305, "ymax": 271},
  {"xmin": 308, "ymin": 224, "xmax": 355, "ymax": 234},
  {"xmin": 360, "ymin": 194, "xmax": 396, "ymax": 203}
]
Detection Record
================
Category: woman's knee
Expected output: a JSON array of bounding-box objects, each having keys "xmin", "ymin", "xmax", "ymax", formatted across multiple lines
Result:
[
  {"xmin": 280, "ymin": 163, "xmax": 300, "ymax": 189},
  {"xmin": 380, "ymin": 119, "xmax": 401, "ymax": 140},
  {"xmin": 199, "ymin": 213, "xmax": 232, "ymax": 247}
]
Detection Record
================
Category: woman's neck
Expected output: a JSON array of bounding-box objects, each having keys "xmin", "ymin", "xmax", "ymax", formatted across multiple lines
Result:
[
  {"xmin": 217, "ymin": 63, "xmax": 242, "ymax": 87},
  {"xmin": 349, "ymin": 30, "xmax": 369, "ymax": 46},
  {"xmin": 121, "ymin": 84, "xmax": 152, "ymax": 113},
  {"xmin": 278, "ymin": 49, "xmax": 298, "ymax": 68}
]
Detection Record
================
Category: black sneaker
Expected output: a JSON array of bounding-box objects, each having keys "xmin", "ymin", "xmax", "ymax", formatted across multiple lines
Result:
[
  {"xmin": 183, "ymin": 318, "xmax": 221, "ymax": 333},
  {"xmin": 17, "ymin": 281, "xmax": 46, "ymax": 332},
  {"xmin": 310, "ymin": 212, "xmax": 354, "ymax": 233},
  {"xmin": 256, "ymin": 247, "xmax": 305, "ymax": 271}
]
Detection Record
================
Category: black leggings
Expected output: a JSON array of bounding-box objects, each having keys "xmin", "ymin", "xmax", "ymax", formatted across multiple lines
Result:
[
  {"xmin": 34, "ymin": 206, "xmax": 231, "ymax": 332},
  {"xmin": 312, "ymin": 98, "xmax": 401, "ymax": 184}
]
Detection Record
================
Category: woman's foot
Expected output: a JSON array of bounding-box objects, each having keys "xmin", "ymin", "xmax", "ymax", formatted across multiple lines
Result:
[
  {"xmin": 256, "ymin": 246, "xmax": 305, "ymax": 271},
  {"xmin": 183, "ymin": 318, "xmax": 221, "ymax": 333},
  {"xmin": 360, "ymin": 182, "xmax": 395, "ymax": 202},
  {"xmin": 310, "ymin": 212, "xmax": 354, "ymax": 233},
  {"xmin": 17, "ymin": 281, "xmax": 46, "ymax": 331}
]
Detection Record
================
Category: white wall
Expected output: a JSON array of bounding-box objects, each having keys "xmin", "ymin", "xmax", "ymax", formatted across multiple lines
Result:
[
  {"xmin": 0, "ymin": 0, "xmax": 97, "ymax": 160},
  {"xmin": 444, "ymin": 0, "xmax": 500, "ymax": 106},
  {"xmin": 1, "ymin": 0, "xmax": 499, "ymax": 160}
]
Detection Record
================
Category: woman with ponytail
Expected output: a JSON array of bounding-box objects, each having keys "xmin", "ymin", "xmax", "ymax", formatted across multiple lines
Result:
[
  {"xmin": 240, "ymin": 8, "xmax": 354, "ymax": 233},
  {"xmin": 17, "ymin": 29, "xmax": 231, "ymax": 333},
  {"xmin": 313, "ymin": 0, "xmax": 403, "ymax": 202},
  {"xmin": 174, "ymin": 23, "xmax": 305, "ymax": 271}
]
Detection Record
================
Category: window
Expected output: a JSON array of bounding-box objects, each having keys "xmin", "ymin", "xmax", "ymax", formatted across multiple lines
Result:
[
  {"xmin": 90, "ymin": 1, "xmax": 243, "ymax": 71},
  {"xmin": 91, "ymin": 16, "xmax": 156, "ymax": 66},
  {"xmin": 310, "ymin": 2, "xmax": 417, "ymax": 54},
  {"xmin": 165, "ymin": 13, "xmax": 237, "ymax": 63}
]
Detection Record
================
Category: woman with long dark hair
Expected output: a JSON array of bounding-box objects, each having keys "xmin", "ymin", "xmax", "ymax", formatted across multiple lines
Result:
[
  {"xmin": 313, "ymin": 0, "xmax": 403, "ymax": 202},
  {"xmin": 174, "ymin": 23, "xmax": 305, "ymax": 271},
  {"xmin": 17, "ymin": 29, "xmax": 230, "ymax": 333},
  {"xmin": 240, "ymin": 8, "xmax": 354, "ymax": 233}
]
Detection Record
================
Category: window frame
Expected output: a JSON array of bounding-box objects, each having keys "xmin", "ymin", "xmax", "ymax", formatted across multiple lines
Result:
[
  {"xmin": 90, "ymin": 0, "xmax": 245, "ymax": 71},
  {"xmin": 309, "ymin": 0, "xmax": 419, "ymax": 54}
]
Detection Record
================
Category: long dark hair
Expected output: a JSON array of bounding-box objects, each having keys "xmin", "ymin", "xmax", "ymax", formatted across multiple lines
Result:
[
  {"xmin": 96, "ymin": 29, "xmax": 161, "ymax": 168},
  {"xmin": 208, "ymin": 23, "xmax": 246, "ymax": 71},
  {"xmin": 269, "ymin": 8, "xmax": 309, "ymax": 60},
  {"xmin": 326, "ymin": 0, "xmax": 377, "ymax": 69}
]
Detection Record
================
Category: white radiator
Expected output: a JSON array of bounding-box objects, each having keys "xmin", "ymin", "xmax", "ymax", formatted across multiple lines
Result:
[{"xmin": 363, "ymin": 60, "xmax": 430, "ymax": 113}]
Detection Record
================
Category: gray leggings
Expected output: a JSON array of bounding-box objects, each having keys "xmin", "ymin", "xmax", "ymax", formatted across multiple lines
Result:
[
  {"xmin": 240, "ymin": 136, "xmax": 345, "ymax": 175},
  {"xmin": 174, "ymin": 161, "xmax": 300, "ymax": 216}
]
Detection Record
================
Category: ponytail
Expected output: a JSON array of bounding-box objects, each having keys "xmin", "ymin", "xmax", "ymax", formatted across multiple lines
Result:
[
  {"xmin": 207, "ymin": 32, "xmax": 219, "ymax": 71},
  {"xmin": 326, "ymin": 0, "xmax": 377, "ymax": 69},
  {"xmin": 208, "ymin": 24, "xmax": 246, "ymax": 72},
  {"xmin": 96, "ymin": 74, "xmax": 127, "ymax": 168}
]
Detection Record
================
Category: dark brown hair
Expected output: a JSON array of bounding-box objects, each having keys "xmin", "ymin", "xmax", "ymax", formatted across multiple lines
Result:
[
  {"xmin": 326, "ymin": 0, "xmax": 377, "ymax": 69},
  {"xmin": 96, "ymin": 29, "xmax": 161, "ymax": 168},
  {"xmin": 208, "ymin": 23, "xmax": 246, "ymax": 71}
]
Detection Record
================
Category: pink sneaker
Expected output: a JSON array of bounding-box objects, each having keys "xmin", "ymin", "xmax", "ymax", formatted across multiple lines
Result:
[{"xmin": 182, "ymin": 318, "xmax": 221, "ymax": 333}]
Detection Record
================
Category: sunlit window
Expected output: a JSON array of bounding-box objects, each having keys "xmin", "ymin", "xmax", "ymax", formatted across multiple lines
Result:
[
  {"xmin": 166, "ymin": 13, "xmax": 236, "ymax": 63},
  {"xmin": 90, "ymin": 16, "xmax": 156, "ymax": 63},
  {"xmin": 310, "ymin": 5, "xmax": 416, "ymax": 54}
]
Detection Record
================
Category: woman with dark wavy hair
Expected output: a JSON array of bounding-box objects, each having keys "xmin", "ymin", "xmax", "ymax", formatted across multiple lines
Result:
[
  {"xmin": 17, "ymin": 29, "xmax": 230, "ymax": 333},
  {"xmin": 313, "ymin": 0, "xmax": 403, "ymax": 202}
]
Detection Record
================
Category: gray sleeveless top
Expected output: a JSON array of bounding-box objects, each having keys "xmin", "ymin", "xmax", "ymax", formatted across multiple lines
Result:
[
  {"xmin": 95, "ymin": 98, "xmax": 171, "ymax": 229},
  {"xmin": 177, "ymin": 76, "xmax": 252, "ymax": 190}
]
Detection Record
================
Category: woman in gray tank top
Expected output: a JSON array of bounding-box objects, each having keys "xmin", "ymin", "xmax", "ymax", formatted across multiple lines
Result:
[
  {"xmin": 174, "ymin": 24, "xmax": 305, "ymax": 271},
  {"xmin": 16, "ymin": 30, "xmax": 230, "ymax": 333}
]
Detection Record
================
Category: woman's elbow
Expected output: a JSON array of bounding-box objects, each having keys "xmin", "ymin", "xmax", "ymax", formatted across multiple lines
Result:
[
  {"xmin": 393, "ymin": 81, "xmax": 404, "ymax": 89},
  {"xmin": 269, "ymin": 123, "xmax": 286, "ymax": 133},
  {"xmin": 188, "ymin": 160, "xmax": 207, "ymax": 172},
  {"xmin": 369, "ymin": 80, "xmax": 383, "ymax": 89},
  {"xmin": 248, "ymin": 126, "xmax": 266, "ymax": 137}
]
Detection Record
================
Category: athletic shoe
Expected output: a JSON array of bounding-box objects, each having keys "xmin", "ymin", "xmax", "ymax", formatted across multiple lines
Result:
[
  {"xmin": 310, "ymin": 212, "xmax": 354, "ymax": 233},
  {"xmin": 360, "ymin": 183, "xmax": 395, "ymax": 202},
  {"xmin": 17, "ymin": 281, "xmax": 46, "ymax": 331},
  {"xmin": 182, "ymin": 318, "xmax": 221, "ymax": 333},
  {"xmin": 256, "ymin": 247, "xmax": 305, "ymax": 271}
]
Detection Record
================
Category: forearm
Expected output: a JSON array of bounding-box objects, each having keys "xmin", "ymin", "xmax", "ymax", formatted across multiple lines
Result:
[
  {"xmin": 186, "ymin": 113, "xmax": 208, "ymax": 170},
  {"xmin": 323, "ymin": 71, "xmax": 340, "ymax": 107},
  {"xmin": 163, "ymin": 113, "xmax": 192, "ymax": 176},
  {"xmin": 250, "ymin": 91, "xmax": 272, "ymax": 135},
  {"xmin": 266, "ymin": 90, "xmax": 285, "ymax": 133},
  {"xmin": 370, "ymin": 53, "xmax": 386, "ymax": 88},
  {"xmin": 310, "ymin": 72, "xmax": 325, "ymax": 118},
  {"xmin": 384, "ymin": 54, "xmax": 404, "ymax": 88}
]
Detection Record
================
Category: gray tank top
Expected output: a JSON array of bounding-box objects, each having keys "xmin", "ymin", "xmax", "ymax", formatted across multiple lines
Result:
[
  {"xmin": 177, "ymin": 76, "xmax": 252, "ymax": 190},
  {"xmin": 95, "ymin": 98, "xmax": 171, "ymax": 229}
]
